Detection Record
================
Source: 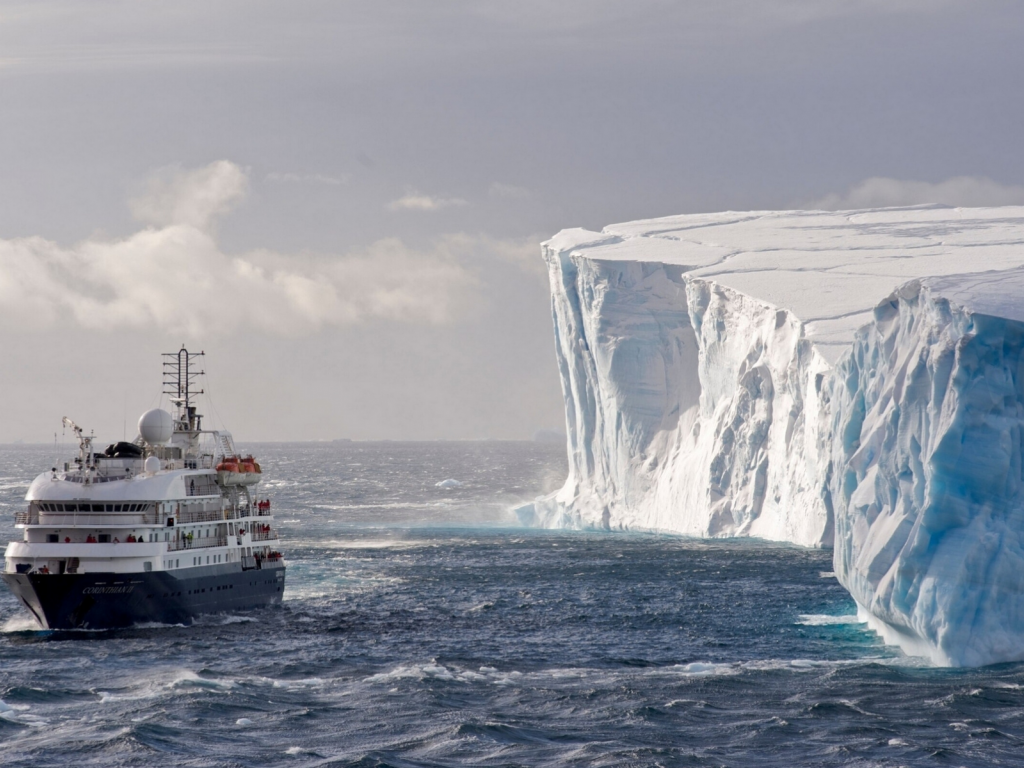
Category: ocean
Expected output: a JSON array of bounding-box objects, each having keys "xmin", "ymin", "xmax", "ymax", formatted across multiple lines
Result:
[{"xmin": 2, "ymin": 441, "xmax": 1024, "ymax": 767}]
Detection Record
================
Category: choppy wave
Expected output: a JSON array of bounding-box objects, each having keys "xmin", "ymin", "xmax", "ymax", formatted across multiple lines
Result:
[{"xmin": 2, "ymin": 442, "xmax": 1024, "ymax": 767}]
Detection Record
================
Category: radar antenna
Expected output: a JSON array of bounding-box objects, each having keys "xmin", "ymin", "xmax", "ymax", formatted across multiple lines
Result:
[{"xmin": 163, "ymin": 346, "xmax": 205, "ymax": 432}]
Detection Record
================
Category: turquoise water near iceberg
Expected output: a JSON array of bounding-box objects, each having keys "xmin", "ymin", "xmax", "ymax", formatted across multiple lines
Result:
[{"xmin": 2, "ymin": 441, "xmax": 1024, "ymax": 766}]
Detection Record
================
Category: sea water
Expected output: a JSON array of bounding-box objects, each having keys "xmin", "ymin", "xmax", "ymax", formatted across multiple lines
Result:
[{"xmin": 2, "ymin": 441, "xmax": 1024, "ymax": 767}]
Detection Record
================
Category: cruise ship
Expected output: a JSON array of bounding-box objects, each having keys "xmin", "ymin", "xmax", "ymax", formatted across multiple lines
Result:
[{"xmin": 1, "ymin": 348, "xmax": 285, "ymax": 629}]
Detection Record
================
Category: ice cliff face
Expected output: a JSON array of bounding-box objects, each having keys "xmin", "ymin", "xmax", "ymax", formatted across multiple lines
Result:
[
  {"xmin": 523, "ymin": 251, "xmax": 833, "ymax": 545},
  {"xmin": 832, "ymin": 276, "xmax": 1024, "ymax": 666},
  {"xmin": 522, "ymin": 206, "xmax": 1024, "ymax": 665}
]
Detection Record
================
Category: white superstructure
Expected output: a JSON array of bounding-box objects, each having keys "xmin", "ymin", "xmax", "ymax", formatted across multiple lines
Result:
[{"xmin": 4, "ymin": 348, "xmax": 282, "ymax": 580}]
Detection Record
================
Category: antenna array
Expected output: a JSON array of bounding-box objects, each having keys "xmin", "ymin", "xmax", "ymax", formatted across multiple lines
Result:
[{"xmin": 163, "ymin": 347, "xmax": 205, "ymax": 410}]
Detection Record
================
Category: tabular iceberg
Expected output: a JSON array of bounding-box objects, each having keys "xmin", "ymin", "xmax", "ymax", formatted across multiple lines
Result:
[{"xmin": 521, "ymin": 206, "xmax": 1024, "ymax": 666}]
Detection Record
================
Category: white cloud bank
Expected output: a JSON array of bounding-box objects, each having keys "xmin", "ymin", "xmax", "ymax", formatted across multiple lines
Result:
[
  {"xmin": 809, "ymin": 175, "xmax": 1024, "ymax": 210},
  {"xmin": 0, "ymin": 161, "xmax": 479, "ymax": 336},
  {"xmin": 129, "ymin": 160, "xmax": 249, "ymax": 229},
  {"xmin": 387, "ymin": 189, "xmax": 468, "ymax": 212}
]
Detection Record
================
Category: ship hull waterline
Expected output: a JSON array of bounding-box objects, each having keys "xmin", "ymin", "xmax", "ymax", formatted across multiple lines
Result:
[{"xmin": 1, "ymin": 562, "xmax": 285, "ymax": 629}]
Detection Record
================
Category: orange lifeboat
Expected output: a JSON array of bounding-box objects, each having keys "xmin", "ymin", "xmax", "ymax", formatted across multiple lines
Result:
[
  {"xmin": 216, "ymin": 455, "xmax": 261, "ymax": 486},
  {"xmin": 216, "ymin": 456, "xmax": 240, "ymax": 473}
]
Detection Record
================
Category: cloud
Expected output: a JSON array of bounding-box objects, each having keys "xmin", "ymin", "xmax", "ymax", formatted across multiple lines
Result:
[
  {"xmin": 488, "ymin": 182, "xmax": 530, "ymax": 200},
  {"xmin": 128, "ymin": 160, "xmax": 249, "ymax": 229},
  {"xmin": 387, "ymin": 189, "xmax": 468, "ymax": 212},
  {"xmin": 0, "ymin": 161, "xmax": 478, "ymax": 336},
  {"xmin": 448, "ymin": 231, "xmax": 547, "ymax": 278},
  {"xmin": 265, "ymin": 171, "xmax": 350, "ymax": 186},
  {"xmin": 807, "ymin": 176, "xmax": 1024, "ymax": 211}
]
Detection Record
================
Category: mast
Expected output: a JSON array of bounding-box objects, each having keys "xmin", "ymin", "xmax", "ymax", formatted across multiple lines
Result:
[{"xmin": 163, "ymin": 347, "xmax": 205, "ymax": 434}]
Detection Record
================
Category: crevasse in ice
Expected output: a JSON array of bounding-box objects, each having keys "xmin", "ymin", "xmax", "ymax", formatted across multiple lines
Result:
[{"xmin": 520, "ymin": 206, "xmax": 1024, "ymax": 666}]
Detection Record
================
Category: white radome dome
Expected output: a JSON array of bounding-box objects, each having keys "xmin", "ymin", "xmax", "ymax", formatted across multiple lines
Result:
[
  {"xmin": 144, "ymin": 456, "xmax": 161, "ymax": 475},
  {"xmin": 139, "ymin": 408, "xmax": 173, "ymax": 445}
]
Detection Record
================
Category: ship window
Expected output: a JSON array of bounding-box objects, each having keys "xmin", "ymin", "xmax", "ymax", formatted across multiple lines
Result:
[
  {"xmin": 175, "ymin": 559, "xmax": 179, "ymax": 568},
  {"xmin": 105, "ymin": 505, "xmax": 112, "ymax": 512},
  {"xmin": 92, "ymin": 504, "xmax": 103, "ymax": 512},
  {"xmin": 98, "ymin": 534, "xmax": 111, "ymax": 543},
  {"xmin": 144, "ymin": 562, "xmax": 152, "ymax": 572},
  {"xmin": 114, "ymin": 505, "xmax": 121, "ymax": 512},
  {"xmin": 47, "ymin": 534, "xmax": 58, "ymax": 543}
]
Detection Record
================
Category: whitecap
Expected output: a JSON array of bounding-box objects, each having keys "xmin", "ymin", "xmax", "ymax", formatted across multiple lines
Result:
[
  {"xmin": 214, "ymin": 615, "xmax": 256, "ymax": 625},
  {"xmin": 292, "ymin": 538, "xmax": 428, "ymax": 550},
  {"xmin": 236, "ymin": 718, "xmax": 253, "ymax": 726},
  {"xmin": 435, "ymin": 479, "xmax": 462, "ymax": 489},
  {"xmin": 365, "ymin": 665, "xmax": 429, "ymax": 683},
  {"xmin": 670, "ymin": 662, "xmax": 738, "ymax": 677},
  {"xmin": 270, "ymin": 677, "xmax": 326, "ymax": 689},
  {"xmin": 165, "ymin": 670, "xmax": 237, "ymax": 692},
  {"xmin": 2, "ymin": 614, "xmax": 41, "ymax": 633},
  {"xmin": 796, "ymin": 614, "xmax": 862, "ymax": 626}
]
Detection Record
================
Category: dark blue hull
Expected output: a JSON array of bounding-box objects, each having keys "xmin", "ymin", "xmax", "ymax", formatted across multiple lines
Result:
[{"xmin": 1, "ymin": 561, "xmax": 285, "ymax": 629}]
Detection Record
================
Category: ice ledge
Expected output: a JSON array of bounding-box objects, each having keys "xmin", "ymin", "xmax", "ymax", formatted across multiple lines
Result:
[{"xmin": 525, "ymin": 205, "xmax": 1024, "ymax": 665}]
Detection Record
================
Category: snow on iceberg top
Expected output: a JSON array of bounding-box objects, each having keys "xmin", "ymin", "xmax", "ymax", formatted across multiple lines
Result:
[{"xmin": 546, "ymin": 205, "xmax": 1024, "ymax": 360}]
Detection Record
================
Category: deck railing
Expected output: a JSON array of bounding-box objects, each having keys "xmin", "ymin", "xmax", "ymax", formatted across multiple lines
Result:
[
  {"xmin": 19, "ymin": 511, "xmax": 161, "ymax": 526},
  {"xmin": 176, "ymin": 507, "xmax": 235, "ymax": 524},
  {"xmin": 167, "ymin": 535, "xmax": 228, "ymax": 552},
  {"xmin": 250, "ymin": 529, "xmax": 279, "ymax": 542}
]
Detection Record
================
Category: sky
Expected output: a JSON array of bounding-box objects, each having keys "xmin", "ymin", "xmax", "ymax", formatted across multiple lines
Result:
[{"xmin": 0, "ymin": 1, "xmax": 1022, "ymax": 442}]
